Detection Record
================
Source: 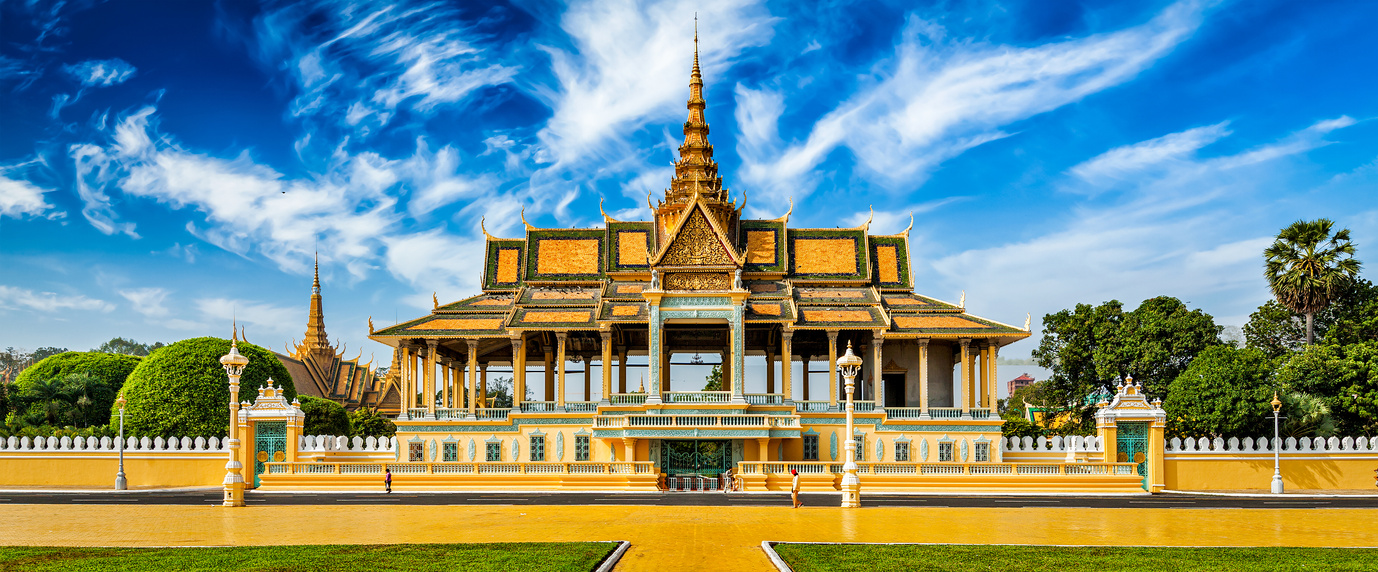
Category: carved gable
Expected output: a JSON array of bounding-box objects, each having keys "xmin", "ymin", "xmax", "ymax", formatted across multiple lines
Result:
[{"xmin": 660, "ymin": 207, "xmax": 735, "ymax": 266}]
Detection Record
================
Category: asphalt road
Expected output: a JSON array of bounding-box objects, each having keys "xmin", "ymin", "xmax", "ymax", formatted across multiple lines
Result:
[{"xmin": 1, "ymin": 490, "xmax": 1375, "ymax": 508}]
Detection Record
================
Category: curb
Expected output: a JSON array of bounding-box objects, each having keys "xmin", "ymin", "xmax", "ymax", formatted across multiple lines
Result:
[
  {"xmin": 760, "ymin": 541, "xmax": 793, "ymax": 572},
  {"xmin": 1161, "ymin": 490, "xmax": 1378, "ymax": 498},
  {"xmin": 594, "ymin": 540, "xmax": 631, "ymax": 572}
]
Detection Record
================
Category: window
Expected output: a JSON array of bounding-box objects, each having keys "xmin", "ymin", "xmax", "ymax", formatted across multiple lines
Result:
[
  {"xmin": 938, "ymin": 442, "xmax": 954, "ymax": 462},
  {"xmin": 408, "ymin": 442, "xmax": 424, "ymax": 462},
  {"xmin": 853, "ymin": 436, "xmax": 864, "ymax": 461},
  {"xmin": 803, "ymin": 435, "xmax": 819, "ymax": 461},
  {"xmin": 486, "ymin": 442, "xmax": 501, "ymax": 462},
  {"xmin": 442, "ymin": 442, "xmax": 458, "ymax": 462},
  {"xmin": 575, "ymin": 435, "xmax": 590, "ymax": 461},
  {"xmin": 530, "ymin": 436, "xmax": 546, "ymax": 462},
  {"xmin": 975, "ymin": 442, "xmax": 990, "ymax": 462},
  {"xmin": 895, "ymin": 442, "xmax": 910, "ymax": 462}
]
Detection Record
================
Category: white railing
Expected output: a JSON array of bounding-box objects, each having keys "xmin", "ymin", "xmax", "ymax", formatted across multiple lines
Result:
[
  {"xmin": 565, "ymin": 401, "xmax": 599, "ymax": 413},
  {"xmin": 851, "ymin": 401, "xmax": 876, "ymax": 413},
  {"xmin": 435, "ymin": 408, "xmax": 467, "ymax": 420},
  {"xmin": 795, "ymin": 401, "xmax": 830, "ymax": 412},
  {"xmin": 475, "ymin": 408, "xmax": 510, "ymax": 420},
  {"xmin": 521, "ymin": 401, "xmax": 558, "ymax": 413},
  {"xmin": 884, "ymin": 407, "xmax": 924, "ymax": 419},
  {"xmin": 0, "ymin": 435, "xmax": 227, "ymax": 453},
  {"xmin": 610, "ymin": 393, "xmax": 648, "ymax": 405},
  {"xmin": 736, "ymin": 461, "xmax": 1136, "ymax": 476},
  {"xmin": 1001, "ymin": 435, "xmax": 1104, "ymax": 453},
  {"xmin": 299, "ymin": 435, "xmax": 397, "ymax": 452},
  {"xmin": 264, "ymin": 461, "xmax": 657, "ymax": 475},
  {"xmin": 745, "ymin": 394, "xmax": 784, "ymax": 405},
  {"xmin": 970, "ymin": 408, "xmax": 993, "ymax": 419},
  {"xmin": 593, "ymin": 414, "xmax": 800, "ymax": 429},
  {"xmin": 928, "ymin": 407, "xmax": 963, "ymax": 419},
  {"xmin": 1167, "ymin": 435, "xmax": 1378, "ymax": 453},
  {"xmin": 663, "ymin": 391, "xmax": 732, "ymax": 404},
  {"xmin": 405, "ymin": 408, "xmax": 428, "ymax": 418}
]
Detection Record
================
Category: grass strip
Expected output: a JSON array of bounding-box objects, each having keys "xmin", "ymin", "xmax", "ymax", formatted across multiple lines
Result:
[
  {"xmin": 0, "ymin": 542, "xmax": 617, "ymax": 572},
  {"xmin": 773, "ymin": 544, "xmax": 1378, "ymax": 572}
]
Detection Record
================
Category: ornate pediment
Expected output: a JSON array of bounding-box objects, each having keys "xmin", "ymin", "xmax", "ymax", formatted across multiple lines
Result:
[
  {"xmin": 659, "ymin": 207, "xmax": 735, "ymax": 266},
  {"xmin": 664, "ymin": 272, "xmax": 731, "ymax": 291}
]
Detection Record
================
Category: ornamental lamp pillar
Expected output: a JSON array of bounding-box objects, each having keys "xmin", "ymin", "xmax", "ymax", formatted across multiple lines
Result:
[
  {"xmin": 219, "ymin": 334, "xmax": 250, "ymax": 508},
  {"xmin": 837, "ymin": 341, "xmax": 864, "ymax": 508},
  {"xmin": 114, "ymin": 392, "xmax": 127, "ymax": 490}
]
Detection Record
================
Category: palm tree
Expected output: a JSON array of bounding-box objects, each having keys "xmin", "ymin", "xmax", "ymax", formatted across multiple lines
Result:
[
  {"xmin": 18, "ymin": 378, "xmax": 74, "ymax": 426},
  {"xmin": 1264, "ymin": 219, "xmax": 1362, "ymax": 344}
]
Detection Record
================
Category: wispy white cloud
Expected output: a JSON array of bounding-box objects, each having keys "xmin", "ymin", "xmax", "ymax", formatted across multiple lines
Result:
[
  {"xmin": 119, "ymin": 287, "xmax": 170, "ymax": 318},
  {"xmin": 194, "ymin": 297, "xmax": 301, "ymax": 338},
  {"xmin": 935, "ymin": 116, "xmax": 1358, "ymax": 347},
  {"xmin": 0, "ymin": 169, "xmax": 58, "ymax": 219},
  {"xmin": 0, "ymin": 285, "xmax": 113, "ymax": 313},
  {"xmin": 737, "ymin": 0, "xmax": 1212, "ymax": 203},
  {"xmin": 63, "ymin": 58, "xmax": 136, "ymax": 88}
]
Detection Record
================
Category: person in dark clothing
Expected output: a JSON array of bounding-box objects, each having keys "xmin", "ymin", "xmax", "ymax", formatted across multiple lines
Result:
[{"xmin": 385, "ymin": 468, "xmax": 392, "ymax": 493}]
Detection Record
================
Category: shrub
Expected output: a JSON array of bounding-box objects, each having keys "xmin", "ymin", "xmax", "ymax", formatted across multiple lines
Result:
[
  {"xmin": 12, "ymin": 352, "xmax": 140, "ymax": 427},
  {"xmin": 117, "ymin": 337, "xmax": 294, "ymax": 437},
  {"xmin": 298, "ymin": 395, "xmax": 349, "ymax": 436},
  {"xmin": 348, "ymin": 406, "xmax": 397, "ymax": 438}
]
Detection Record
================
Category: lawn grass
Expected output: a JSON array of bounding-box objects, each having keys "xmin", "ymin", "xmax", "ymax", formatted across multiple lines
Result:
[
  {"xmin": 772, "ymin": 544, "xmax": 1378, "ymax": 572},
  {"xmin": 0, "ymin": 542, "xmax": 618, "ymax": 572}
]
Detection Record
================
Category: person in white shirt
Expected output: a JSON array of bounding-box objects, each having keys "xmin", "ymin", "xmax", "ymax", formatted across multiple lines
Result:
[{"xmin": 791, "ymin": 469, "xmax": 801, "ymax": 508}]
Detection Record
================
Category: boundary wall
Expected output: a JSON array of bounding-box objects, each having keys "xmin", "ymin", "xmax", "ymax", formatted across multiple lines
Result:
[
  {"xmin": 0, "ymin": 435, "xmax": 225, "ymax": 488},
  {"xmin": 1165, "ymin": 436, "xmax": 1378, "ymax": 490}
]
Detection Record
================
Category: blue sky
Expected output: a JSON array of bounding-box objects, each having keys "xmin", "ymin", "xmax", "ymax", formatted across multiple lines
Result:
[{"xmin": 2, "ymin": 0, "xmax": 1376, "ymax": 372}]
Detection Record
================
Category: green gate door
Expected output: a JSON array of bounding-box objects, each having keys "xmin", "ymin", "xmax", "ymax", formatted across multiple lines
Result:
[
  {"xmin": 1116, "ymin": 422, "xmax": 1149, "ymax": 491},
  {"xmin": 660, "ymin": 440, "xmax": 731, "ymax": 477},
  {"xmin": 253, "ymin": 421, "xmax": 287, "ymax": 487}
]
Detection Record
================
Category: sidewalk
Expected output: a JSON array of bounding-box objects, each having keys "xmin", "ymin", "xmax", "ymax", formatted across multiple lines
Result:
[{"xmin": 1, "ymin": 504, "xmax": 1375, "ymax": 571}]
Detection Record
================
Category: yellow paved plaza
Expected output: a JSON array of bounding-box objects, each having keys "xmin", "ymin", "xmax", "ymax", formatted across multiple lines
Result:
[{"xmin": 1, "ymin": 503, "xmax": 1376, "ymax": 570}]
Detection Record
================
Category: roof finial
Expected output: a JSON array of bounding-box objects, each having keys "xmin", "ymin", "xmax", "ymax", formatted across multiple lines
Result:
[
  {"xmin": 694, "ymin": 13, "xmax": 700, "ymax": 71},
  {"xmin": 232, "ymin": 317, "xmax": 238, "ymax": 344},
  {"xmin": 312, "ymin": 251, "xmax": 320, "ymax": 294}
]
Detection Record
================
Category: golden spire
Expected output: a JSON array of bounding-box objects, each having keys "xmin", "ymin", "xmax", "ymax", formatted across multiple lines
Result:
[
  {"xmin": 304, "ymin": 252, "xmax": 330, "ymax": 351},
  {"xmin": 664, "ymin": 16, "xmax": 725, "ymax": 206}
]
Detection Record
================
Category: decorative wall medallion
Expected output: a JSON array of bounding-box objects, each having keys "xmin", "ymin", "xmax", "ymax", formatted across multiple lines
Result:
[
  {"xmin": 665, "ymin": 272, "xmax": 730, "ymax": 291},
  {"xmin": 467, "ymin": 439, "xmax": 476, "ymax": 461},
  {"xmin": 960, "ymin": 439, "xmax": 969, "ymax": 462},
  {"xmin": 919, "ymin": 439, "xmax": 929, "ymax": 461},
  {"xmin": 829, "ymin": 431, "xmax": 838, "ymax": 461},
  {"xmin": 556, "ymin": 432, "xmax": 565, "ymax": 462},
  {"xmin": 511, "ymin": 439, "xmax": 519, "ymax": 460},
  {"xmin": 428, "ymin": 440, "xmax": 437, "ymax": 462},
  {"xmin": 875, "ymin": 438, "xmax": 884, "ymax": 462}
]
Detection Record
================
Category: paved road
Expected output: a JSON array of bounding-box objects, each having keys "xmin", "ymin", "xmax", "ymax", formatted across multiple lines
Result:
[{"xmin": 1, "ymin": 490, "xmax": 1375, "ymax": 508}]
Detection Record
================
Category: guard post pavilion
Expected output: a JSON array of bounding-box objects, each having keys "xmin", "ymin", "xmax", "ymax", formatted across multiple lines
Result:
[{"xmin": 328, "ymin": 38, "xmax": 1144, "ymax": 494}]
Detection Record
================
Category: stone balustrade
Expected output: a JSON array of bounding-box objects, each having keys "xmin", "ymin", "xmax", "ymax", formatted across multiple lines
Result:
[
  {"xmin": 744, "ymin": 393, "xmax": 784, "ymax": 405},
  {"xmin": 593, "ymin": 414, "xmax": 800, "ymax": 429},
  {"xmin": 1001, "ymin": 435, "xmax": 1105, "ymax": 453},
  {"xmin": 0, "ymin": 435, "xmax": 226, "ymax": 453},
  {"xmin": 663, "ymin": 391, "xmax": 732, "ymax": 404},
  {"xmin": 297, "ymin": 435, "xmax": 396, "ymax": 453},
  {"xmin": 609, "ymin": 393, "xmax": 648, "ymax": 405},
  {"xmin": 264, "ymin": 461, "xmax": 657, "ymax": 475},
  {"xmin": 794, "ymin": 401, "xmax": 830, "ymax": 412},
  {"xmin": 736, "ymin": 461, "xmax": 1135, "ymax": 476},
  {"xmin": 1167, "ymin": 435, "xmax": 1378, "ymax": 453}
]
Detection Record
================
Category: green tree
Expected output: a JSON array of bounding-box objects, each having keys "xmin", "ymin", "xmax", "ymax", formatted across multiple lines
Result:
[
  {"xmin": 1243, "ymin": 301, "xmax": 1307, "ymax": 359},
  {"xmin": 118, "ymin": 337, "xmax": 294, "ymax": 437},
  {"xmin": 31, "ymin": 347, "xmax": 70, "ymax": 362},
  {"xmin": 1264, "ymin": 219, "xmax": 1362, "ymax": 345},
  {"xmin": 16, "ymin": 377, "xmax": 73, "ymax": 426},
  {"xmin": 298, "ymin": 395, "xmax": 350, "ymax": 436},
  {"xmin": 1246, "ymin": 279, "xmax": 1378, "ymax": 357},
  {"xmin": 701, "ymin": 364, "xmax": 724, "ymax": 391},
  {"xmin": 1162, "ymin": 346, "xmax": 1275, "ymax": 439},
  {"xmin": 1275, "ymin": 341, "xmax": 1378, "ymax": 435},
  {"xmin": 1033, "ymin": 296, "xmax": 1221, "ymax": 432},
  {"xmin": 348, "ymin": 407, "xmax": 397, "ymax": 438},
  {"xmin": 94, "ymin": 337, "xmax": 166, "ymax": 357},
  {"xmin": 61, "ymin": 373, "xmax": 115, "ymax": 428},
  {"xmin": 12, "ymin": 351, "xmax": 141, "ymax": 427}
]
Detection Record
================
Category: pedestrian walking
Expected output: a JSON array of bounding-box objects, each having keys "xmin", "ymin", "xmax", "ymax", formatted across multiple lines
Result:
[
  {"xmin": 385, "ymin": 468, "xmax": 392, "ymax": 493},
  {"xmin": 722, "ymin": 467, "xmax": 734, "ymax": 493},
  {"xmin": 791, "ymin": 469, "xmax": 801, "ymax": 508}
]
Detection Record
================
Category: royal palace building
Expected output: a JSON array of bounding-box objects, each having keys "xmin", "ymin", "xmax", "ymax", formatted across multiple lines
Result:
[{"xmin": 350, "ymin": 40, "xmax": 1127, "ymax": 492}]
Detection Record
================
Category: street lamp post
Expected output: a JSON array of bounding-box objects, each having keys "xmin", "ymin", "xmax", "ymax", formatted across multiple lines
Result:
[
  {"xmin": 114, "ymin": 392, "xmax": 127, "ymax": 490},
  {"xmin": 220, "ymin": 333, "xmax": 250, "ymax": 507},
  {"xmin": 837, "ymin": 341, "xmax": 864, "ymax": 508},
  {"xmin": 1270, "ymin": 392, "xmax": 1284, "ymax": 494}
]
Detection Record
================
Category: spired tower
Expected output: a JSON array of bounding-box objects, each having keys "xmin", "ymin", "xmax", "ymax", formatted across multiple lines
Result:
[{"xmin": 275, "ymin": 255, "xmax": 390, "ymax": 412}]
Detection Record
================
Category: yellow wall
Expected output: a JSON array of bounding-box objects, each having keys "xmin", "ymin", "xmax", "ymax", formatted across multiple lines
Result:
[
  {"xmin": 0, "ymin": 453, "xmax": 224, "ymax": 488},
  {"xmin": 1165, "ymin": 456, "xmax": 1378, "ymax": 490}
]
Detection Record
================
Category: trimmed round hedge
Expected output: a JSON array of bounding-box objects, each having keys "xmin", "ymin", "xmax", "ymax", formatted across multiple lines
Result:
[
  {"xmin": 117, "ymin": 337, "xmax": 295, "ymax": 437},
  {"xmin": 13, "ymin": 351, "xmax": 141, "ymax": 426},
  {"xmin": 298, "ymin": 395, "xmax": 349, "ymax": 436}
]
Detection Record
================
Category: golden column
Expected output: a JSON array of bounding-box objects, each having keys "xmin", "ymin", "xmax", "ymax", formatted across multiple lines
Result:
[
  {"xmin": 987, "ymin": 342, "xmax": 999, "ymax": 411},
  {"xmin": 466, "ymin": 339, "xmax": 479, "ymax": 419},
  {"xmin": 600, "ymin": 330, "xmax": 613, "ymax": 405},
  {"xmin": 959, "ymin": 338, "xmax": 972, "ymax": 416},
  {"xmin": 556, "ymin": 332, "xmax": 568, "ymax": 410},
  {"xmin": 544, "ymin": 340, "xmax": 555, "ymax": 403},
  {"xmin": 781, "ymin": 329, "xmax": 793, "ymax": 402},
  {"xmin": 510, "ymin": 335, "xmax": 526, "ymax": 411},
  {"xmin": 480, "ymin": 362, "xmax": 488, "ymax": 409},
  {"xmin": 871, "ymin": 330, "xmax": 884, "ymax": 407},
  {"xmin": 977, "ymin": 341, "xmax": 988, "ymax": 409},
  {"xmin": 827, "ymin": 330, "xmax": 839, "ymax": 409},
  {"xmin": 918, "ymin": 339, "xmax": 929, "ymax": 416},
  {"xmin": 623, "ymin": 437, "xmax": 637, "ymax": 463},
  {"xmin": 425, "ymin": 340, "xmax": 438, "ymax": 418},
  {"xmin": 617, "ymin": 346, "xmax": 627, "ymax": 394}
]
